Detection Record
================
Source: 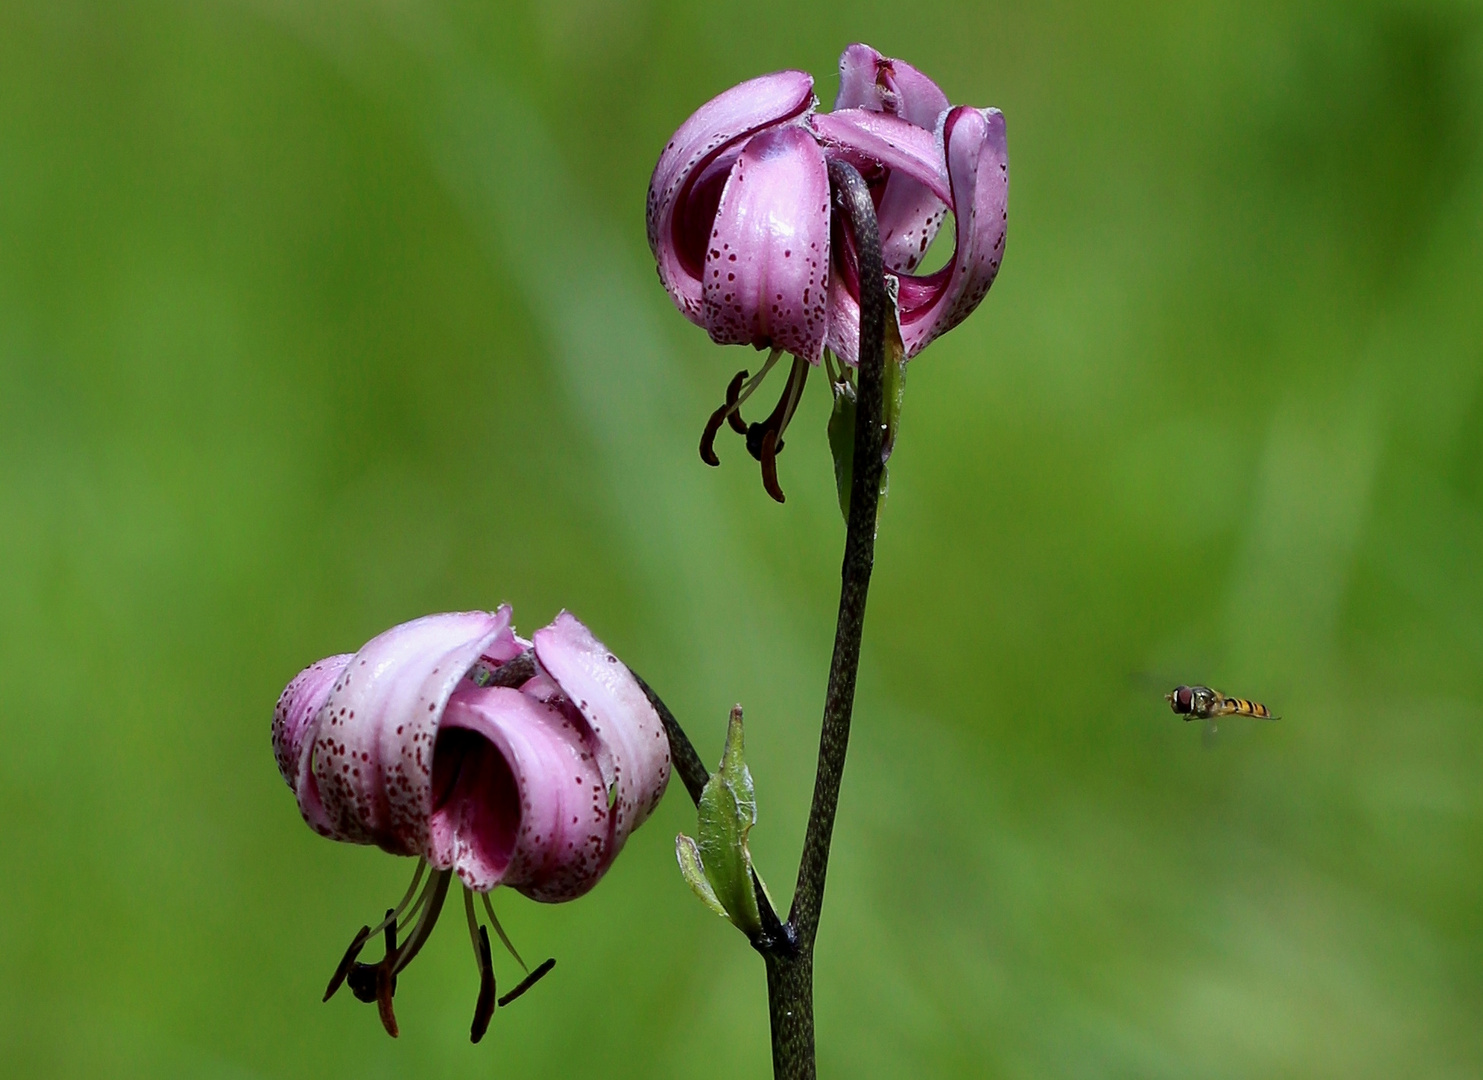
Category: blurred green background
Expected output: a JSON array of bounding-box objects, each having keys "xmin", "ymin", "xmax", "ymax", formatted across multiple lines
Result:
[{"xmin": 2, "ymin": 0, "xmax": 1481, "ymax": 1076}]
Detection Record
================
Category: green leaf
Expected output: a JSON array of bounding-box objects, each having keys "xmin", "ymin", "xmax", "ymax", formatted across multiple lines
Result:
[
  {"xmin": 675, "ymin": 834, "xmax": 728, "ymax": 918},
  {"xmin": 695, "ymin": 705, "xmax": 762, "ymax": 937},
  {"xmin": 881, "ymin": 278, "xmax": 907, "ymax": 466},
  {"xmin": 828, "ymin": 370, "xmax": 858, "ymax": 522}
]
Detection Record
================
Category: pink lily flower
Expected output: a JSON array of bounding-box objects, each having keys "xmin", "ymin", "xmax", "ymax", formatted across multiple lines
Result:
[
  {"xmin": 645, "ymin": 44, "xmax": 1008, "ymax": 499},
  {"xmin": 273, "ymin": 607, "xmax": 670, "ymax": 1040},
  {"xmin": 817, "ymin": 44, "xmax": 1009, "ymax": 368}
]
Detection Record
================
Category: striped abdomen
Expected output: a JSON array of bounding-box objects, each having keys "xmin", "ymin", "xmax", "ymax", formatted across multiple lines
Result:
[{"xmin": 1220, "ymin": 696, "xmax": 1274, "ymax": 719}]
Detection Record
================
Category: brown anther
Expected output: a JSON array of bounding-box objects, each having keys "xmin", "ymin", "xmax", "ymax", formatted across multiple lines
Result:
[
  {"xmin": 700, "ymin": 368, "xmax": 755, "ymax": 465},
  {"xmin": 323, "ymin": 924, "xmax": 371, "ymax": 1002},
  {"xmin": 698, "ymin": 354, "xmax": 808, "ymax": 502},
  {"xmin": 470, "ymin": 926, "xmax": 497, "ymax": 1043},
  {"xmin": 328, "ymin": 872, "xmax": 454, "ymax": 1040},
  {"xmin": 725, "ymin": 369, "xmax": 750, "ymax": 434},
  {"xmin": 699, "ymin": 403, "xmax": 728, "ymax": 466},
  {"xmin": 376, "ymin": 907, "xmax": 400, "ymax": 1036},
  {"xmin": 497, "ymin": 957, "xmax": 556, "ymax": 1007},
  {"xmin": 347, "ymin": 911, "xmax": 398, "ymax": 1004},
  {"xmin": 760, "ymin": 428, "xmax": 786, "ymax": 503},
  {"xmin": 345, "ymin": 912, "xmax": 401, "ymax": 1036},
  {"xmin": 375, "ymin": 969, "xmax": 400, "ymax": 1038}
]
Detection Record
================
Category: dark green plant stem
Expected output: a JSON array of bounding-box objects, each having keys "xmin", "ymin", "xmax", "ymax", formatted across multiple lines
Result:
[
  {"xmin": 763, "ymin": 159, "xmax": 886, "ymax": 1080},
  {"xmin": 793, "ymin": 159, "xmax": 886, "ymax": 946},
  {"xmin": 640, "ymin": 160, "xmax": 885, "ymax": 1080},
  {"xmin": 633, "ymin": 672, "xmax": 710, "ymax": 805}
]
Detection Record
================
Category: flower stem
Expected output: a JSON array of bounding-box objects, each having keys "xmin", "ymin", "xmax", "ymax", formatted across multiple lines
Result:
[
  {"xmin": 763, "ymin": 159, "xmax": 887, "ymax": 1080},
  {"xmin": 641, "ymin": 159, "xmax": 886, "ymax": 1080},
  {"xmin": 633, "ymin": 671, "xmax": 710, "ymax": 805}
]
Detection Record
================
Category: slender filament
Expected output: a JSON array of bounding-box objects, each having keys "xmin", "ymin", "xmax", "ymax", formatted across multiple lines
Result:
[
  {"xmin": 365, "ymin": 858, "xmax": 428, "ymax": 942},
  {"xmin": 390, "ymin": 869, "xmax": 453, "ymax": 977},
  {"xmin": 463, "ymin": 887, "xmax": 484, "ymax": 973},
  {"xmin": 481, "ymin": 890, "xmax": 528, "ymax": 973},
  {"xmin": 732, "ymin": 347, "xmax": 783, "ymax": 415}
]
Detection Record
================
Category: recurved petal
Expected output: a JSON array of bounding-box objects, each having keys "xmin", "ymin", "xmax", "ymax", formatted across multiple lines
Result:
[
  {"xmin": 876, "ymin": 174, "xmax": 951, "ymax": 275},
  {"xmin": 897, "ymin": 107, "xmax": 1008, "ymax": 357},
  {"xmin": 273, "ymin": 653, "xmax": 350, "ymax": 793},
  {"xmin": 647, "ymin": 71, "xmax": 816, "ymax": 326},
  {"xmin": 701, "ymin": 126, "xmax": 831, "ymax": 362},
  {"xmin": 813, "ymin": 108, "xmax": 951, "ymax": 277},
  {"xmin": 305, "ymin": 609, "xmax": 518, "ymax": 853},
  {"xmin": 433, "ymin": 685, "xmax": 611, "ymax": 900},
  {"xmin": 834, "ymin": 44, "xmax": 950, "ymax": 130},
  {"xmin": 813, "ymin": 109, "xmax": 949, "ymax": 203},
  {"xmin": 532, "ymin": 612, "xmax": 670, "ymax": 852}
]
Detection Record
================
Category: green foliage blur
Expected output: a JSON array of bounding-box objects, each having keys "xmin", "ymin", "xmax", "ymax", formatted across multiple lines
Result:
[{"xmin": 2, "ymin": 1, "xmax": 1480, "ymax": 1076}]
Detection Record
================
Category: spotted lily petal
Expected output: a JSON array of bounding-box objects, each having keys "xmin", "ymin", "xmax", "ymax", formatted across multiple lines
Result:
[
  {"xmin": 530, "ymin": 611, "xmax": 671, "ymax": 844},
  {"xmin": 273, "ymin": 653, "xmax": 352, "ymax": 836},
  {"xmin": 434, "ymin": 685, "xmax": 611, "ymax": 899},
  {"xmin": 814, "ymin": 108, "xmax": 950, "ymax": 277},
  {"xmin": 823, "ymin": 106, "xmax": 1008, "ymax": 365},
  {"xmin": 700, "ymin": 125, "xmax": 831, "ymax": 361},
  {"xmin": 298, "ymin": 609, "xmax": 517, "ymax": 851},
  {"xmin": 896, "ymin": 106, "xmax": 1009, "ymax": 357},
  {"xmin": 273, "ymin": 653, "xmax": 349, "ymax": 793},
  {"xmin": 424, "ymin": 612, "xmax": 669, "ymax": 900},
  {"xmin": 647, "ymin": 71, "xmax": 816, "ymax": 327},
  {"xmin": 815, "ymin": 108, "xmax": 951, "ymax": 366},
  {"xmin": 644, "ymin": 44, "xmax": 1009, "ymax": 427}
]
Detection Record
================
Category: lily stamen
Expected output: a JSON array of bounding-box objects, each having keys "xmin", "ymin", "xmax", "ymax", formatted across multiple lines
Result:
[
  {"xmin": 388, "ymin": 868, "xmax": 452, "ymax": 979},
  {"xmin": 723, "ymin": 370, "xmax": 751, "ymax": 436},
  {"xmin": 760, "ymin": 429, "xmax": 784, "ymax": 502},
  {"xmin": 325, "ymin": 868, "xmax": 551, "ymax": 1042},
  {"xmin": 371, "ymin": 916, "xmax": 399, "ymax": 1037},
  {"xmin": 700, "ymin": 346, "xmax": 786, "ymax": 466},
  {"xmin": 463, "ymin": 886, "xmax": 484, "ymax": 973},
  {"xmin": 745, "ymin": 355, "xmax": 810, "ymax": 503},
  {"xmin": 699, "ymin": 370, "xmax": 747, "ymax": 467},
  {"xmin": 732, "ymin": 347, "xmax": 784, "ymax": 417},
  {"xmin": 323, "ymin": 924, "xmax": 371, "ymax": 1002},
  {"xmin": 342, "ymin": 913, "xmax": 393, "ymax": 1005},
  {"xmin": 746, "ymin": 355, "xmax": 810, "ymax": 458},
  {"xmin": 472, "ymin": 926, "xmax": 497, "ymax": 1042},
  {"xmin": 324, "ymin": 857, "xmax": 432, "ymax": 1006},
  {"xmin": 459, "ymin": 886, "xmax": 542, "ymax": 1040},
  {"xmin": 697, "ymin": 349, "xmax": 810, "ymax": 502},
  {"xmin": 497, "ymin": 957, "xmax": 557, "ymax": 1008},
  {"xmin": 331, "ymin": 867, "xmax": 453, "ymax": 1038},
  {"xmin": 464, "ymin": 888, "xmax": 498, "ymax": 1043}
]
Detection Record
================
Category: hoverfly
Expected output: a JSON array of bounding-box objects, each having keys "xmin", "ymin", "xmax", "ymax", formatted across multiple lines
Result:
[{"xmin": 1166, "ymin": 684, "xmax": 1278, "ymax": 728}]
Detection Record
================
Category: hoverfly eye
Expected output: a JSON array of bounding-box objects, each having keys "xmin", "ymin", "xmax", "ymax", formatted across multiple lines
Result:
[{"xmin": 1174, "ymin": 687, "xmax": 1193, "ymax": 713}]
